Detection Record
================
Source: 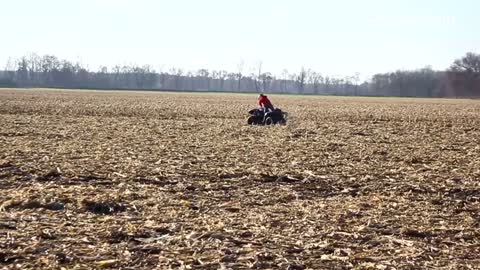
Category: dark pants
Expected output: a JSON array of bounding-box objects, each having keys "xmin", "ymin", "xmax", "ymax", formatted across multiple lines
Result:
[
  {"xmin": 263, "ymin": 102, "xmax": 274, "ymax": 112},
  {"xmin": 262, "ymin": 103, "xmax": 274, "ymax": 122}
]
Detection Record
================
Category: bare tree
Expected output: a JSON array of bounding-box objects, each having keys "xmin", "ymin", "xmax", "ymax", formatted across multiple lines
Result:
[
  {"xmin": 450, "ymin": 52, "xmax": 480, "ymax": 73},
  {"xmin": 324, "ymin": 76, "xmax": 332, "ymax": 94},
  {"xmin": 16, "ymin": 57, "xmax": 26, "ymax": 81},
  {"xmin": 252, "ymin": 61, "xmax": 263, "ymax": 92},
  {"xmin": 281, "ymin": 69, "xmax": 289, "ymax": 93},
  {"xmin": 186, "ymin": 71, "xmax": 195, "ymax": 91},
  {"xmin": 308, "ymin": 71, "xmax": 323, "ymax": 94},
  {"xmin": 353, "ymin": 72, "xmax": 360, "ymax": 96},
  {"xmin": 259, "ymin": 72, "xmax": 273, "ymax": 92},
  {"xmin": 28, "ymin": 53, "xmax": 41, "ymax": 84},
  {"xmin": 197, "ymin": 69, "xmax": 210, "ymax": 90},
  {"xmin": 5, "ymin": 52, "xmax": 471, "ymax": 97},
  {"xmin": 296, "ymin": 67, "xmax": 307, "ymax": 93},
  {"xmin": 236, "ymin": 60, "xmax": 244, "ymax": 91},
  {"xmin": 170, "ymin": 67, "xmax": 184, "ymax": 90},
  {"xmin": 217, "ymin": 70, "xmax": 228, "ymax": 91},
  {"xmin": 449, "ymin": 52, "xmax": 480, "ymax": 96}
]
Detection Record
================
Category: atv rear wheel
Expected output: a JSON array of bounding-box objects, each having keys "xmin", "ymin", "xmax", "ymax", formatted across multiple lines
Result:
[{"xmin": 265, "ymin": 117, "xmax": 274, "ymax": 125}]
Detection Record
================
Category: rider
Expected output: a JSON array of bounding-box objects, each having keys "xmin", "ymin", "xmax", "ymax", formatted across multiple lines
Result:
[{"xmin": 258, "ymin": 94, "xmax": 275, "ymax": 113}]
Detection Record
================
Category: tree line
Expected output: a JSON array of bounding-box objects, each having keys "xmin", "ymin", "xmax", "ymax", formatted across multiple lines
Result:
[{"xmin": 1, "ymin": 52, "xmax": 479, "ymax": 97}]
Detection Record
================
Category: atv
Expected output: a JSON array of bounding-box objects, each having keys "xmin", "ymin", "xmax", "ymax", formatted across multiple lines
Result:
[{"xmin": 247, "ymin": 108, "xmax": 288, "ymax": 125}]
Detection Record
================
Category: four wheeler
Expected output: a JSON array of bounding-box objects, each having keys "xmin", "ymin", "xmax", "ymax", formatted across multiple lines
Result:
[{"xmin": 247, "ymin": 108, "xmax": 288, "ymax": 125}]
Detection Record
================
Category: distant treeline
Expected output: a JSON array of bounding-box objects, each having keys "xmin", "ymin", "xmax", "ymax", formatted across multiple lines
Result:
[{"xmin": 1, "ymin": 52, "xmax": 479, "ymax": 97}]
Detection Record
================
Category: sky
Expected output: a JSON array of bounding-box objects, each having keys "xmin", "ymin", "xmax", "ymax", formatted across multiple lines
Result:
[{"xmin": 1, "ymin": 0, "xmax": 479, "ymax": 80}]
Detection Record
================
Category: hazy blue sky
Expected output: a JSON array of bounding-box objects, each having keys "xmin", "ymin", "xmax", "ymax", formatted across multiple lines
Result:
[{"xmin": 1, "ymin": 0, "xmax": 478, "ymax": 79}]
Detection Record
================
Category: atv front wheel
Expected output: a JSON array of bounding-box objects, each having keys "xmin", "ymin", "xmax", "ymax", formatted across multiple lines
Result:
[
  {"xmin": 265, "ymin": 117, "xmax": 274, "ymax": 125},
  {"xmin": 247, "ymin": 116, "xmax": 256, "ymax": 125}
]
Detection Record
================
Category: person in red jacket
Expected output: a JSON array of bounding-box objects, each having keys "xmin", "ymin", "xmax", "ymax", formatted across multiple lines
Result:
[{"xmin": 258, "ymin": 94, "xmax": 275, "ymax": 113}]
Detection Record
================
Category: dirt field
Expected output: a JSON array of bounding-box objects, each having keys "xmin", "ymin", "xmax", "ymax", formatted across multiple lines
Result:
[{"xmin": 1, "ymin": 89, "xmax": 479, "ymax": 269}]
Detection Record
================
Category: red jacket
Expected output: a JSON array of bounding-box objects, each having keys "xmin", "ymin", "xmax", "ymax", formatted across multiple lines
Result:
[{"xmin": 258, "ymin": 95, "xmax": 271, "ymax": 107}]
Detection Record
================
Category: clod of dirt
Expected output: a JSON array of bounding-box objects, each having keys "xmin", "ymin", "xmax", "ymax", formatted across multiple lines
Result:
[
  {"xmin": 39, "ymin": 229, "xmax": 56, "ymax": 240},
  {"xmin": 260, "ymin": 174, "xmax": 278, "ymax": 182},
  {"xmin": 240, "ymin": 231, "xmax": 254, "ymax": 238},
  {"xmin": 13, "ymin": 200, "xmax": 65, "ymax": 211},
  {"xmin": 44, "ymin": 202, "xmax": 65, "ymax": 211},
  {"xmin": 83, "ymin": 200, "xmax": 127, "ymax": 215},
  {"xmin": 75, "ymin": 174, "xmax": 107, "ymax": 182},
  {"xmin": 220, "ymin": 254, "xmax": 237, "ymax": 263},
  {"xmin": 287, "ymin": 263, "xmax": 306, "ymax": 270},
  {"xmin": 0, "ymin": 160, "xmax": 12, "ymax": 168},
  {"xmin": 55, "ymin": 253, "xmax": 73, "ymax": 264},
  {"xmin": 276, "ymin": 175, "xmax": 301, "ymax": 183},
  {"xmin": 21, "ymin": 200, "xmax": 43, "ymax": 209},
  {"xmin": 402, "ymin": 228, "xmax": 436, "ymax": 239},
  {"xmin": 259, "ymin": 174, "xmax": 301, "ymax": 183},
  {"xmin": 0, "ymin": 252, "xmax": 22, "ymax": 264},
  {"xmin": 0, "ymin": 221, "xmax": 16, "ymax": 230},
  {"xmin": 36, "ymin": 168, "xmax": 62, "ymax": 181}
]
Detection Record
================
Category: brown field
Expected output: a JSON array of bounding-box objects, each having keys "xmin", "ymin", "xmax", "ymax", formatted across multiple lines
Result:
[{"xmin": 1, "ymin": 89, "xmax": 480, "ymax": 269}]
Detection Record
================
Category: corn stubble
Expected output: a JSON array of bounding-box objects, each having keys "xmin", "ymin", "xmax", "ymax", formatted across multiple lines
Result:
[{"xmin": 0, "ymin": 89, "xmax": 479, "ymax": 269}]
